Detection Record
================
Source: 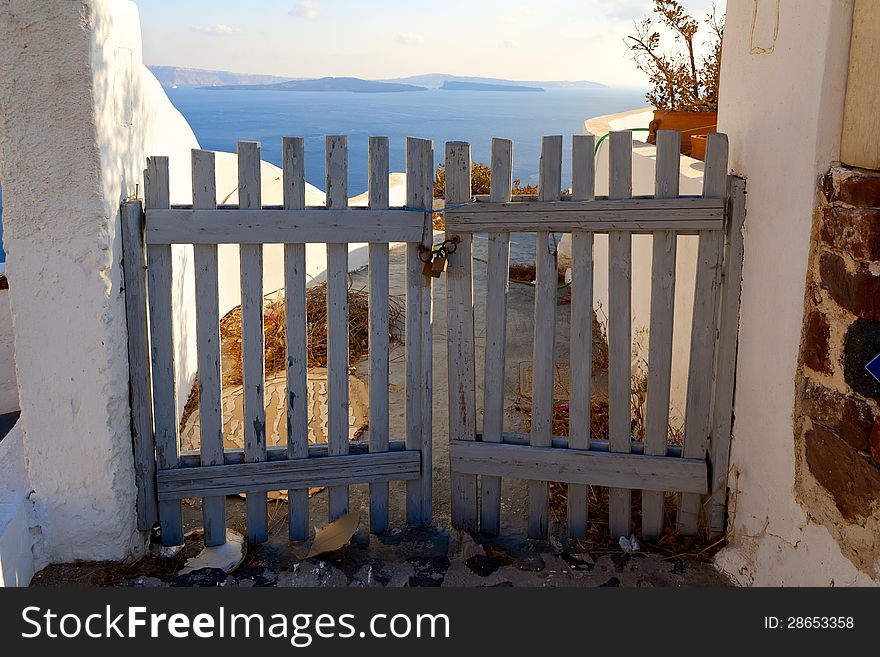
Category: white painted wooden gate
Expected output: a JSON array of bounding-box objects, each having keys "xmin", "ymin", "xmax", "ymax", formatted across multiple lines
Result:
[
  {"xmin": 444, "ymin": 131, "xmax": 745, "ymax": 540},
  {"xmin": 122, "ymin": 136, "xmax": 434, "ymax": 547}
]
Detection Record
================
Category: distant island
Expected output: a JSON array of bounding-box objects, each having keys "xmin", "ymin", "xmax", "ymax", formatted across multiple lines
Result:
[
  {"xmin": 147, "ymin": 66, "xmax": 606, "ymax": 91},
  {"xmin": 204, "ymin": 77, "xmax": 427, "ymax": 93},
  {"xmin": 149, "ymin": 65, "xmax": 295, "ymax": 87},
  {"xmin": 382, "ymin": 73, "xmax": 606, "ymax": 90},
  {"xmin": 440, "ymin": 80, "xmax": 543, "ymax": 92}
]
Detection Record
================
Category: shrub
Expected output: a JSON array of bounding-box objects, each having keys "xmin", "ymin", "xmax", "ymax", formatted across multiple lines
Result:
[
  {"xmin": 626, "ymin": 0, "xmax": 723, "ymax": 112},
  {"xmin": 433, "ymin": 162, "xmax": 538, "ymax": 198}
]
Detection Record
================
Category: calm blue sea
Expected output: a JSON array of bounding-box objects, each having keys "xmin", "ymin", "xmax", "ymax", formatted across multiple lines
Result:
[{"xmin": 165, "ymin": 86, "xmax": 647, "ymax": 194}]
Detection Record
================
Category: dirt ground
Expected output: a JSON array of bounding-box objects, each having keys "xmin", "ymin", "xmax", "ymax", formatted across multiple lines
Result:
[{"xmin": 31, "ymin": 236, "xmax": 730, "ymax": 587}]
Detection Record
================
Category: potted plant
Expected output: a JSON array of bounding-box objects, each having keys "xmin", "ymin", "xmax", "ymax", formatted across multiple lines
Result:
[{"xmin": 627, "ymin": 0, "xmax": 723, "ymax": 159}]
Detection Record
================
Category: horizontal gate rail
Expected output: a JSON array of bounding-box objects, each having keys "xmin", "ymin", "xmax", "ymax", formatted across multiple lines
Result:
[
  {"xmin": 450, "ymin": 441, "xmax": 708, "ymax": 494},
  {"xmin": 146, "ymin": 208, "xmax": 427, "ymax": 244},
  {"xmin": 478, "ymin": 432, "xmax": 685, "ymax": 457},
  {"xmin": 157, "ymin": 450, "xmax": 421, "ymax": 500},
  {"xmin": 176, "ymin": 432, "xmax": 687, "ymax": 469},
  {"xmin": 444, "ymin": 197, "xmax": 723, "ymax": 233},
  {"xmin": 178, "ymin": 437, "xmax": 409, "ymax": 467}
]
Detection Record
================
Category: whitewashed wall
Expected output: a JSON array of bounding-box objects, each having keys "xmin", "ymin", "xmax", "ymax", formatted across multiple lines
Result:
[
  {"xmin": 713, "ymin": 0, "xmax": 876, "ymax": 585},
  {"xmin": 0, "ymin": 289, "xmax": 18, "ymax": 414},
  {"xmin": 0, "ymin": 420, "xmax": 31, "ymax": 586},
  {"xmin": 0, "ymin": 0, "xmax": 202, "ymax": 570}
]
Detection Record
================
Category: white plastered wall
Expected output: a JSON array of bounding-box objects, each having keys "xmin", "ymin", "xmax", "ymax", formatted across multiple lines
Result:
[
  {"xmin": 714, "ymin": 0, "xmax": 877, "ymax": 585},
  {"xmin": 0, "ymin": 289, "xmax": 18, "ymax": 414},
  {"xmin": 0, "ymin": 0, "xmax": 199, "ymax": 568}
]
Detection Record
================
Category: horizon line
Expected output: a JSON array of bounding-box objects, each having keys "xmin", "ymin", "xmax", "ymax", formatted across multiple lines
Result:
[{"xmin": 144, "ymin": 64, "xmax": 640, "ymax": 86}]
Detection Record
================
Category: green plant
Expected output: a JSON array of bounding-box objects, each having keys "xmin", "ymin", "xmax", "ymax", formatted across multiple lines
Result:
[
  {"xmin": 433, "ymin": 162, "xmax": 539, "ymax": 198},
  {"xmin": 626, "ymin": 0, "xmax": 723, "ymax": 112}
]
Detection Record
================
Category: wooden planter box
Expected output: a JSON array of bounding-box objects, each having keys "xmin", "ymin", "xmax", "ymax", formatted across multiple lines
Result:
[
  {"xmin": 648, "ymin": 110, "xmax": 718, "ymax": 156},
  {"xmin": 690, "ymin": 134, "xmax": 708, "ymax": 161}
]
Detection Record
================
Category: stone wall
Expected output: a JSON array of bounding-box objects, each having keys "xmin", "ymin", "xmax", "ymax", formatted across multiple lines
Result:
[
  {"xmin": 712, "ymin": 0, "xmax": 876, "ymax": 586},
  {"xmin": 794, "ymin": 166, "xmax": 880, "ymax": 578}
]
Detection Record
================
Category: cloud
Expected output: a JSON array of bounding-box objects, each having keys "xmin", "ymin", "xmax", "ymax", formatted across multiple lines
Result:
[
  {"xmin": 395, "ymin": 33, "xmax": 425, "ymax": 46},
  {"xmin": 591, "ymin": 0, "xmax": 654, "ymax": 20},
  {"xmin": 191, "ymin": 24, "xmax": 242, "ymax": 36},
  {"xmin": 290, "ymin": 1, "xmax": 319, "ymax": 20}
]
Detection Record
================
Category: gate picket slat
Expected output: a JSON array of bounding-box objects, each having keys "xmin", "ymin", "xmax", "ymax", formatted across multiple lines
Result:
[
  {"xmin": 145, "ymin": 156, "xmax": 184, "ymax": 546},
  {"xmin": 642, "ymin": 130, "xmax": 680, "ymax": 541},
  {"xmin": 191, "ymin": 149, "xmax": 226, "ymax": 547},
  {"xmin": 404, "ymin": 149, "xmax": 423, "ymax": 525},
  {"xmin": 238, "ymin": 141, "xmax": 269, "ymax": 543},
  {"xmin": 708, "ymin": 173, "xmax": 746, "ymax": 535},
  {"xmin": 678, "ymin": 132, "xmax": 728, "ymax": 535},
  {"xmin": 121, "ymin": 199, "xmax": 158, "ymax": 532},
  {"xmin": 407, "ymin": 137, "xmax": 435, "ymax": 525},
  {"xmin": 368, "ymin": 136, "xmax": 391, "ymax": 532},
  {"xmin": 481, "ymin": 137, "xmax": 513, "ymax": 535},
  {"xmin": 282, "ymin": 137, "xmax": 310, "ymax": 541},
  {"xmin": 326, "ymin": 135, "xmax": 351, "ymax": 521},
  {"xmin": 420, "ymin": 251, "xmax": 434, "ymax": 525},
  {"xmin": 568, "ymin": 133, "xmax": 595, "ymax": 538},
  {"xmin": 608, "ymin": 130, "xmax": 633, "ymax": 539},
  {"xmin": 529, "ymin": 135, "xmax": 562, "ymax": 538},
  {"xmin": 446, "ymin": 141, "xmax": 478, "ymax": 530}
]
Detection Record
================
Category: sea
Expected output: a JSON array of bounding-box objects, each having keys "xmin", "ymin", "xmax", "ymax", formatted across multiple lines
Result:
[
  {"xmin": 0, "ymin": 86, "xmax": 648, "ymax": 263},
  {"xmin": 165, "ymin": 86, "xmax": 647, "ymax": 194}
]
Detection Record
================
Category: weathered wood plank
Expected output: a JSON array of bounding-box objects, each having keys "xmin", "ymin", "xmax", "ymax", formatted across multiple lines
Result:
[
  {"xmin": 445, "ymin": 217, "xmax": 717, "ymax": 233},
  {"xmin": 840, "ymin": 0, "xmax": 880, "ymax": 170},
  {"xmin": 159, "ymin": 451, "xmax": 421, "ymax": 500},
  {"xmin": 607, "ymin": 131, "xmax": 633, "ymax": 539},
  {"xmin": 529, "ymin": 135, "xmax": 562, "ymax": 538},
  {"xmin": 238, "ymin": 140, "xmax": 268, "ymax": 543},
  {"xmin": 450, "ymin": 442, "xmax": 708, "ymax": 494},
  {"xmin": 445, "ymin": 197, "xmax": 721, "ymax": 233},
  {"xmin": 282, "ymin": 136, "xmax": 310, "ymax": 541},
  {"xmin": 453, "ymin": 197, "xmax": 722, "ymax": 211},
  {"xmin": 568, "ymin": 133, "xmax": 595, "ymax": 537},
  {"xmin": 678, "ymin": 132, "xmax": 728, "ymax": 535},
  {"xmin": 180, "ymin": 438, "xmax": 409, "ymax": 467},
  {"xmin": 407, "ymin": 136, "xmax": 435, "ymax": 526},
  {"xmin": 488, "ymin": 432, "xmax": 684, "ymax": 457},
  {"xmin": 176, "ymin": 432, "xmax": 686, "ymax": 469},
  {"xmin": 145, "ymin": 156, "xmax": 183, "ymax": 546},
  {"xmin": 481, "ymin": 137, "xmax": 513, "ymax": 536},
  {"xmin": 642, "ymin": 130, "xmax": 680, "ymax": 542},
  {"xmin": 191, "ymin": 149, "xmax": 226, "ymax": 547},
  {"xmin": 404, "ymin": 238, "xmax": 423, "ymax": 518},
  {"xmin": 708, "ymin": 174, "xmax": 746, "ymax": 535},
  {"xmin": 368, "ymin": 136, "xmax": 391, "ymax": 533},
  {"xmin": 146, "ymin": 208, "xmax": 425, "ymax": 244},
  {"xmin": 121, "ymin": 199, "xmax": 158, "ymax": 532},
  {"xmin": 445, "ymin": 141, "xmax": 478, "ymax": 530},
  {"xmin": 326, "ymin": 135, "xmax": 350, "ymax": 521}
]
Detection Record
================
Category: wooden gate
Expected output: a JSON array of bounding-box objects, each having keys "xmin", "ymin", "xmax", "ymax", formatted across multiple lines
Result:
[
  {"xmin": 122, "ymin": 136, "xmax": 435, "ymax": 547},
  {"xmin": 444, "ymin": 131, "xmax": 745, "ymax": 540}
]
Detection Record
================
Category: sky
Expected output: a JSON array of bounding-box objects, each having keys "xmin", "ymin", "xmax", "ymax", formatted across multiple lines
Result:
[{"xmin": 135, "ymin": 0, "xmax": 725, "ymax": 87}]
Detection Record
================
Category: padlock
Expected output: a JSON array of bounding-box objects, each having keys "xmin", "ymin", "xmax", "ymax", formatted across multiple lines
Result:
[
  {"xmin": 422, "ymin": 258, "xmax": 435, "ymax": 278},
  {"xmin": 429, "ymin": 252, "xmax": 447, "ymax": 277}
]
